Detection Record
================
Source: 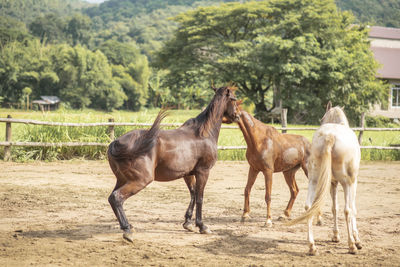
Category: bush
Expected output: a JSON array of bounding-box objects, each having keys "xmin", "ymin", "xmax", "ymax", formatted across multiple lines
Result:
[{"xmin": 365, "ymin": 115, "xmax": 398, "ymax": 128}]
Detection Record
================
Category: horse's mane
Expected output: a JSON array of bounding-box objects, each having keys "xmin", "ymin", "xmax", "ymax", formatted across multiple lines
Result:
[
  {"xmin": 182, "ymin": 87, "xmax": 230, "ymax": 138},
  {"xmin": 321, "ymin": 106, "xmax": 349, "ymax": 126}
]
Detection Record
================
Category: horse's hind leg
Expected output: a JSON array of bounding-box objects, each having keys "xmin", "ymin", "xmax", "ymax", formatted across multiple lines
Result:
[
  {"xmin": 330, "ymin": 180, "xmax": 340, "ymax": 242},
  {"xmin": 262, "ymin": 169, "xmax": 273, "ymax": 227},
  {"xmin": 282, "ymin": 167, "xmax": 300, "ymax": 219},
  {"xmin": 302, "ymin": 162, "xmax": 323, "ymax": 225},
  {"xmin": 242, "ymin": 167, "xmax": 259, "ymax": 222},
  {"xmin": 108, "ymin": 178, "xmax": 151, "ymax": 242},
  {"xmin": 183, "ymin": 175, "xmax": 196, "ymax": 232},
  {"xmin": 194, "ymin": 169, "xmax": 211, "ymax": 234},
  {"xmin": 343, "ymin": 183, "xmax": 358, "ymax": 254},
  {"xmin": 350, "ymin": 182, "xmax": 362, "ymax": 249}
]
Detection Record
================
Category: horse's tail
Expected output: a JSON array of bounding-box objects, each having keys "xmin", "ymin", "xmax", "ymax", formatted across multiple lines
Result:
[
  {"xmin": 108, "ymin": 110, "xmax": 168, "ymax": 160},
  {"xmin": 287, "ymin": 134, "xmax": 335, "ymax": 226}
]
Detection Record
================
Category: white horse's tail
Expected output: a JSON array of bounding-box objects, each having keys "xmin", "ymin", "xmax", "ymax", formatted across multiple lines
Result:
[{"xmin": 287, "ymin": 134, "xmax": 335, "ymax": 226}]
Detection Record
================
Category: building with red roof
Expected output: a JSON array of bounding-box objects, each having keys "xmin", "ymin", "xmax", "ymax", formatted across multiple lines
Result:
[{"xmin": 368, "ymin": 26, "xmax": 400, "ymax": 119}]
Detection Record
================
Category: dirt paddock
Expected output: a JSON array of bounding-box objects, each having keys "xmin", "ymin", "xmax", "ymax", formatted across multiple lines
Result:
[{"xmin": 1, "ymin": 160, "xmax": 400, "ymax": 266}]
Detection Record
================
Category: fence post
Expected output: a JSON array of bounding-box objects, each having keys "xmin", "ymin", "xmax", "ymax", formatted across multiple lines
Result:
[
  {"xmin": 108, "ymin": 118, "xmax": 115, "ymax": 141},
  {"xmin": 281, "ymin": 108, "xmax": 287, "ymax": 133},
  {"xmin": 4, "ymin": 115, "xmax": 12, "ymax": 161},
  {"xmin": 358, "ymin": 112, "xmax": 365, "ymax": 145}
]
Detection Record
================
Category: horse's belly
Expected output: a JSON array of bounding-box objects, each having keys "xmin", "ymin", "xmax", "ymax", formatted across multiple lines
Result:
[{"xmin": 154, "ymin": 161, "xmax": 196, "ymax": 181}]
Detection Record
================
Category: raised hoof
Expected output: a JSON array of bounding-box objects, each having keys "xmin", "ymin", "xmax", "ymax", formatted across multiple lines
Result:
[
  {"xmin": 355, "ymin": 242, "xmax": 362, "ymax": 250},
  {"xmin": 183, "ymin": 222, "xmax": 196, "ymax": 232},
  {"xmin": 200, "ymin": 226, "xmax": 212, "ymax": 234},
  {"xmin": 123, "ymin": 232, "xmax": 134, "ymax": 243}
]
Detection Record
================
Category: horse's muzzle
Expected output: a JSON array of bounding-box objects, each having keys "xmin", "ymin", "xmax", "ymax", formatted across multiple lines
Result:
[{"xmin": 234, "ymin": 112, "xmax": 241, "ymax": 122}]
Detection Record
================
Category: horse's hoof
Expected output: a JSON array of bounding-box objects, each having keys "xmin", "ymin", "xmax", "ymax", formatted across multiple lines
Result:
[
  {"xmin": 241, "ymin": 213, "xmax": 250, "ymax": 223},
  {"xmin": 183, "ymin": 222, "xmax": 196, "ymax": 232},
  {"xmin": 308, "ymin": 246, "xmax": 317, "ymax": 256},
  {"xmin": 264, "ymin": 219, "xmax": 273, "ymax": 228},
  {"xmin": 331, "ymin": 235, "xmax": 340, "ymax": 243},
  {"xmin": 277, "ymin": 215, "xmax": 288, "ymax": 222},
  {"xmin": 355, "ymin": 241, "xmax": 362, "ymax": 250},
  {"xmin": 316, "ymin": 218, "xmax": 323, "ymax": 226},
  {"xmin": 200, "ymin": 226, "xmax": 212, "ymax": 234},
  {"xmin": 123, "ymin": 232, "xmax": 134, "ymax": 243},
  {"xmin": 307, "ymin": 249, "xmax": 318, "ymax": 256},
  {"xmin": 349, "ymin": 246, "xmax": 357, "ymax": 254}
]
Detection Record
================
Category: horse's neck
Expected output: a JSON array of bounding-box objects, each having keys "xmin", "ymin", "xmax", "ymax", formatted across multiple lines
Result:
[
  {"xmin": 323, "ymin": 108, "xmax": 350, "ymax": 127},
  {"xmin": 194, "ymin": 98, "xmax": 225, "ymax": 142},
  {"xmin": 238, "ymin": 111, "xmax": 261, "ymax": 149}
]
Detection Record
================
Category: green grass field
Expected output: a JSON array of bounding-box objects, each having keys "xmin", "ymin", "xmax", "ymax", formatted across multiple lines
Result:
[{"xmin": 1, "ymin": 107, "xmax": 399, "ymax": 161}]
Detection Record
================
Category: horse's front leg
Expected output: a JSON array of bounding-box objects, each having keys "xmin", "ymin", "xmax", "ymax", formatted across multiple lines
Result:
[
  {"xmin": 242, "ymin": 167, "xmax": 259, "ymax": 222},
  {"xmin": 182, "ymin": 175, "xmax": 196, "ymax": 232},
  {"xmin": 194, "ymin": 169, "xmax": 211, "ymax": 234},
  {"xmin": 262, "ymin": 169, "xmax": 273, "ymax": 227}
]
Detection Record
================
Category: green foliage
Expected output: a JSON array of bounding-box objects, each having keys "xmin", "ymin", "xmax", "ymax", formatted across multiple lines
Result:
[
  {"xmin": 0, "ymin": 39, "xmax": 56, "ymax": 103},
  {"xmin": 98, "ymin": 40, "xmax": 150, "ymax": 110},
  {"xmin": 365, "ymin": 115, "xmax": 398, "ymax": 128},
  {"xmin": 156, "ymin": 0, "xmax": 386, "ymax": 124},
  {"xmin": 0, "ymin": 15, "xmax": 32, "ymax": 46},
  {"xmin": 51, "ymin": 44, "xmax": 126, "ymax": 110},
  {"xmin": 0, "ymin": 40, "xmax": 127, "ymax": 111},
  {"xmin": 0, "ymin": 0, "xmax": 398, "ymax": 116},
  {"xmin": 336, "ymin": 0, "xmax": 400, "ymax": 28},
  {"xmin": 0, "ymin": 0, "xmax": 89, "ymax": 24}
]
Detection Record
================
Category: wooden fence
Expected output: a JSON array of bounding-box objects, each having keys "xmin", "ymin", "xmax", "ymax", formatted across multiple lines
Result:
[{"xmin": 1, "ymin": 112, "xmax": 400, "ymax": 161}]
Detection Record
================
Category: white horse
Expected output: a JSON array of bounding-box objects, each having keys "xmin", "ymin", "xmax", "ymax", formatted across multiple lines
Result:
[{"xmin": 288, "ymin": 102, "xmax": 362, "ymax": 255}]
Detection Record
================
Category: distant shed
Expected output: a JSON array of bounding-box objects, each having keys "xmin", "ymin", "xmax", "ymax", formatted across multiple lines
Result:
[{"xmin": 32, "ymin": 96, "xmax": 60, "ymax": 111}]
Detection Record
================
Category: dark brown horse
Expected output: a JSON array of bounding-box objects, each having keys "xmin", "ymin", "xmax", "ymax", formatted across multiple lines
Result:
[
  {"xmin": 231, "ymin": 105, "xmax": 312, "ymax": 226},
  {"xmin": 107, "ymin": 86, "xmax": 240, "ymax": 242}
]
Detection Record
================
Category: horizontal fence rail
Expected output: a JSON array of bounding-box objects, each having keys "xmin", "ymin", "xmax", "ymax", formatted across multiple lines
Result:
[
  {"xmin": 1, "ymin": 115, "xmax": 400, "ymax": 161},
  {"xmin": 2, "ymin": 117, "xmax": 400, "ymax": 131}
]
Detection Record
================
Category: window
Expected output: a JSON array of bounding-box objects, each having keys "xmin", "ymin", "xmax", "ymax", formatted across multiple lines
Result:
[{"xmin": 392, "ymin": 85, "xmax": 400, "ymax": 108}]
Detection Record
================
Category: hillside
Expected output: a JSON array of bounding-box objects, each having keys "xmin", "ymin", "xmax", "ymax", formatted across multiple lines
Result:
[
  {"xmin": 0, "ymin": 0, "xmax": 93, "ymax": 24},
  {"xmin": 336, "ymin": 0, "xmax": 400, "ymax": 28}
]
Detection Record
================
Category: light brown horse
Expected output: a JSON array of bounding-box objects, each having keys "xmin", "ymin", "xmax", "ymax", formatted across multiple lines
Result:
[
  {"xmin": 232, "ymin": 105, "xmax": 311, "ymax": 226},
  {"xmin": 107, "ymin": 86, "xmax": 240, "ymax": 242}
]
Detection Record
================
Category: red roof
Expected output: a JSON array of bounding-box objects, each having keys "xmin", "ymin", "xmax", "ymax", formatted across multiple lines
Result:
[
  {"xmin": 370, "ymin": 46, "xmax": 400, "ymax": 80},
  {"xmin": 369, "ymin": 26, "xmax": 400, "ymax": 40}
]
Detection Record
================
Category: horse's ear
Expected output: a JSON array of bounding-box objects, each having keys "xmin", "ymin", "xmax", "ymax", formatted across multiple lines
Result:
[
  {"xmin": 211, "ymin": 81, "xmax": 217, "ymax": 92},
  {"xmin": 326, "ymin": 101, "xmax": 332, "ymax": 112}
]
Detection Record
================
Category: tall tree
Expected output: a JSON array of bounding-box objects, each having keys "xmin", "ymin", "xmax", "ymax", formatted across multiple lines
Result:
[
  {"xmin": 98, "ymin": 40, "xmax": 150, "ymax": 110},
  {"xmin": 51, "ymin": 44, "xmax": 126, "ymax": 110},
  {"xmin": 156, "ymin": 0, "xmax": 386, "ymax": 123}
]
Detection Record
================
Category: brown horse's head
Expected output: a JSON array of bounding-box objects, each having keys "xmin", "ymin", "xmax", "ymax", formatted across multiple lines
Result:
[{"xmin": 213, "ymin": 86, "xmax": 240, "ymax": 124}]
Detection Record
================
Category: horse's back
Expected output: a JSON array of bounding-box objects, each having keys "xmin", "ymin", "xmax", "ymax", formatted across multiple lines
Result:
[{"xmin": 313, "ymin": 123, "xmax": 360, "ymax": 182}]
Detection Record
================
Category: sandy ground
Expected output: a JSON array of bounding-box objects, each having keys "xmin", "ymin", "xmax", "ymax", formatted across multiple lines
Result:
[{"xmin": 0, "ymin": 160, "xmax": 400, "ymax": 266}]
